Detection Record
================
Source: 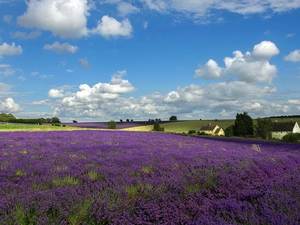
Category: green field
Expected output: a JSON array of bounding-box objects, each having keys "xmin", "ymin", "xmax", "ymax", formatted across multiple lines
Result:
[
  {"xmin": 0, "ymin": 124, "xmax": 88, "ymax": 131},
  {"xmin": 123, "ymin": 117, "xmax": 300, "ymax": 133},
  {"xmin": 1, "ymin": 117, "xmax": 299, "ymax": 134}
]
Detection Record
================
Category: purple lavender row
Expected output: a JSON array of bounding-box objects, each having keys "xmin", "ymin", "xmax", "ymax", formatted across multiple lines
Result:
[{"xmin": 0, "ymin": 130, "xmax": 299, "ymax": 224}]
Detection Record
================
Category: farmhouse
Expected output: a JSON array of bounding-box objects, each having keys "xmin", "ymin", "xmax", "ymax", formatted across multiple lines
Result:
[
  {"xmin": 271, "ymin": 121, "xmax": 300, "ymax": 140},
  {"xmin": 200, "ymin": 123, "xmax": 225, "ymax": 136}
]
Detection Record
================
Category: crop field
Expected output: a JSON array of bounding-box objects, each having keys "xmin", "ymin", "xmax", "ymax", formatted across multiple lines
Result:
[{"xmin": 0, "ymin": 130, "xmax": 300, "ymax": 224}]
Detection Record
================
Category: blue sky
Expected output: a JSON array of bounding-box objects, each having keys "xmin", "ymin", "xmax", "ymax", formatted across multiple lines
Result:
[{"xmin": 0, "ymin": 0, "xmax": 300, "ymax": 122}]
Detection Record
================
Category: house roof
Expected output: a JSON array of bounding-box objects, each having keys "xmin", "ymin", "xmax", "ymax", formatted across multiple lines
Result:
[
  {"xmin": 200, "ymin": 124, "xmax": 217, "ymax": 131},
  {"xmin": 272, "ymin": 121, "xmax": 297, "ymax": 132},
  {"xmin": 214, "ymin": 128, "xmax": 221, "ymax": 134}
]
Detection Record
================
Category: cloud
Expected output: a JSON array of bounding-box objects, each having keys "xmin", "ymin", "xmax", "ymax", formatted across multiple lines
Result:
[
  {"xmin": 3, "ymin": 14, "xmax": 12, "ymax": 23},
  {"xmin": 0, "ymin": 98, "xmax": 22, "ymax": 113},
  {"xmin": 284, "ymin": 50, "xmax": 300, "ymax": 62},
  {"xmin": 11, "ymin": 30, "xmax": 42, "ymax": 39},
  {"xmin": 194, "ymin": 59, "xmax": 224, "ymax": 79},
  {"xmin": 286, "ymin": 33, "xmax": 295, "ymax": 37},
  {"xmin": 50, "ymin": 70, "xmax": 137, "ymax": 118},
  {"xmin": 48, "ymin": 89, "xmax": 65, "ymax": 98},
  {"xmin": 17, "ymin": 0, "xmax": 90, "ymax": 39},
  {"xmin": 194, "ymin": 41, "xmax": 279, "ymax": 84},
  {"xmin": 79, "ymin": 57, "xmax": 90, "ymax": 70},
  {"xmin": 145, "ymin": 0, "xmax": 300, "ymax": 15},
  {"xmin": 0, "ymin": 82, "xmax": 12, "ymax": 93},
  {"xmin": 143, "ymin": 21, "xmax": 148, "ymax": 29},
  {"xmin": 44, "ymin": 41, "xmax": 78, "ymax": 54},
  {"xmin": 117, "ymin": 2, "xmax": 139, "ymax": 16},
  {"xmin": 90, "ymin": 15, "xmax": 133, "ymax": 38},
  {"xmin": 0, "ymin": 42, "xmax": 23, "ymax": 59},
  {"xmin": 252, "ymin": 41, "xmax": 280, "ymax": 60}
]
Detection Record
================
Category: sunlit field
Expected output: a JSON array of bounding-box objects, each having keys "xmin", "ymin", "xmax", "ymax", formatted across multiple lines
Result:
[{"xmin": 0, "ymin": 130, "xmax": 299, "ymax": 224}]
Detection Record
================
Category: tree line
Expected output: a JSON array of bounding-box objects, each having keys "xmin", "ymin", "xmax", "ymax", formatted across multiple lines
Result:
[{"xmin": 0, "ymin": 113, "xmax": 60, "ymax": 124}]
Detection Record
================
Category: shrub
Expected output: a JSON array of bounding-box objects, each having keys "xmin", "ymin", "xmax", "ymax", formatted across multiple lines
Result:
[
  {"xmin": 153, "ymin": 121, "xmax": 164, "ymax": 132},
  {"xmin": 282, "ymin": 133, "xmax": 300, "ymax": 142},
  {"xmin": 107, "ymin": 120, "xmax": 116, "ymax": 129},
  {"xmin": 188, "ymin": 130, "xmax": 196, "ymax": 135}
]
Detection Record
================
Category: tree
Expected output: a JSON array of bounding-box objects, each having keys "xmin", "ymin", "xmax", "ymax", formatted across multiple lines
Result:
[
  {"xmin": 0, "ymin": 113, "xmax": 16, "ymax": 122},
  {"xmin": 234, "ymin": 112, "xmax": 253, "ymax": 137},
  {"xmin": 282, "ymin": 133, "xmax": 300, "ymax": 142},
  {"xmin": 52, "ymin": 117, "xmax": 60, "ymax": 123},
  {"xmin": 153, "ymin": 121, "xmax": 164, "ymax": 132},
  {"xmin": 255, "ymin": 117, "xmax": 273, "ymax": 139},
  {"xmin": 107, "ymin": 120, "xmax": 116, "ymax": 129},
  {"xmin": 169, "ymin": 115, "xmax": 178, "ymax": 121},
  {"xmin": 225, "ymin": 125, "xmax": 235, "ymax": 137}
]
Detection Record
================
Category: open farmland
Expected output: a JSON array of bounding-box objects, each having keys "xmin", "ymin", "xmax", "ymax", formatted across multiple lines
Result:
[{"xmin": 0, "ymin": 130, "xmax": 300, "ymax": 224}]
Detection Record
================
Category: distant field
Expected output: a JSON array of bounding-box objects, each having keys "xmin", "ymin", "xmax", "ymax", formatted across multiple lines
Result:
[
  {"xmin": 1, "ymin": 117, "xmax": 299, "ymax": 133},
  {"xmin": 123, "ymin": 117, "xmax": 300, "ymax": 133},
  {"xmin": 0, "ymin": 123, "xmax": 89, "ymax": 131},
  {"xmin": 123, "ymin": 120, "xmax": 235, "ymax": 133}
]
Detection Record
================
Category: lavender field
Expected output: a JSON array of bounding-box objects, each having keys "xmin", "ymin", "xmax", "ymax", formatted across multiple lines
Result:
[{"xmin": 0, "ymin": 131, "xmax": 299, "ymax": 225}]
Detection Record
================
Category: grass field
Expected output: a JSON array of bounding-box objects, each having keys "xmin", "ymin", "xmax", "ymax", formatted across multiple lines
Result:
[
  {"xmin": 122, "ymin": 117, "xmax": 300, "ymax": 133},
  {"xmin": 0, "ymin": 123, "xmax": 91, "ymax": 131},
  {"xmin": 1, "ymin": 117, "xmax": 299, "ymax": 133}
]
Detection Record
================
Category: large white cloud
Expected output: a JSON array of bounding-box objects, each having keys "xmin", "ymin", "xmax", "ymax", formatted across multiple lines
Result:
[
  {"xmin": 0, "ymin": 98, "xmax": 22, "ymax": 113},
  {"xmin": 17, "ymin": 0, "xmax": 90, "ymax": 39},
  {"xmin": 90, "ymin": 15, "xmax": 133, "ymax": 38},
  {"xmin": 284, "ymin": 50, "xmax": 300, "ymax": 62},
  {"xmin": 44, "ymin": 42, "xmax": 78, "ymax": 54},
  {"xmin": 0, "ymin": 42, "xmax": 23, "ymax": 59},
  {"xmin": 195, "ymin": 41, "xmax": 279, "ymax": 84},
  {"xmin": 54, "ymin": 70, "xmax": 136, "ymax": 108},
  {"xmin": 140, "ymin": 0, "xmax": 300, "ymax": 18}
]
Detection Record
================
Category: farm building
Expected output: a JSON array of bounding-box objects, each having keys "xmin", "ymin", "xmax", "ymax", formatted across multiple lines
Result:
[
  {"xmin": 200, "ymin": 123, "xmax": 225, "ymax": 136},
  {"xmin": 271, "ymin": 121, "xmax": 300, "ymax": 140}
]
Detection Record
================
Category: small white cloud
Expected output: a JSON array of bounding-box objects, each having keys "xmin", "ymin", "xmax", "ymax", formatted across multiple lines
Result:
[
  {"xmin": 17, "ymin": 0, "xmax": 90, "ymax": 39},
  {"xmin": 48, "ymin": 89, "xmax": 65, "ymax": 98},
  {"xmin": 143, "ymin": 21, "xmax": 148, "ymax": 29},
  {"xmin": 286, "ymin": 33, "xmax": 295, "ymax": 37},
  {"xmin": 252, "ymin": 41, "xmax": 280, "ymax": 60},
  {"xmin": 194, "ymin": 59, "xmax": 224, "ymax": 79},
  {"xmin": 44, "ymin": 41, "xmax": 78, "ymax": 54},
  {"xmin": 11, "ymin": 30, "xmax": 42, "ymax": 39},
  {"xmin": 90, "ymin": 15, "xmax": 133, "ymax": 38},
  {"xmin": 18, "ymin": 75, "xmax": 26, "ymax": 81},
  {"xmin": 0, "ymin": 68, "xmax": 15, "ymax": 76},
  {"xmin": 0, "ymin": 42, "xmax": 23, "ymax": 59},
  {"xmin": 284, "ymin": 50, "xmax": 300, "ymax": 62},
  {"xmin": 117, "ymin": 2, "xmax": 139, "ymax": 16},
  {"xmin": 79, "ymin": 57, "xmax": 90, "ymax": 70},
  {"xmin": 0, "ymin": 98, "xmax": 22, "ymax": 113},
  {"xmin": 31, "ymin": 71, "xmax": 39, "ymax": 76},
  {"xmin": 3, "ymin": 14, "xmax": 12, "ymax": 23},
  {"xmin": 66, "ymin": 69, "xmax": 73, "ymax": 73}
]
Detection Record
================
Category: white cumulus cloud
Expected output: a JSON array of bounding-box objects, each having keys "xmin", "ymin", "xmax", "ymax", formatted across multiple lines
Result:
[
  {"xmin": 194, "ymin": 41, "xmax": 279, "ymax": 84},
  {"xmin": 44, "ymin": 42, "xmax": 78, "ymax": 54},
  {"xmin": 284, "ymin": 50, "xmax": 300, "ymax": 62},
  {"xmin": 17, "ymin": 0, "xmax": 90, "ymax": 39},
  {"xmin": 90, "ymin": 15, "xmax": 133, "ymax": 38},
  {"xmin": 252, "ymin": 41, "xmax": 280, "ymax": 60},
  {"xmin": 0, "ymin": 98, "xmax": 22, "ymax": 113},
  {"xmin": 11, "ymin": 30, "xmax": 42, "ymax": 39},
  {"xmin": 194, "ymin": 59, "xmax": 224, "ymax": 79},
  {"xmin": 0, "ymin": 42, "xmax": 23, "ymax": 59}
]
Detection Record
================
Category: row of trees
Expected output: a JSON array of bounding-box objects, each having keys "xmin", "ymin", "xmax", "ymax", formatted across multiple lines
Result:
[
  {"xmin": 225, "ymin": 112, "xmax": 275, "ymax": 139},
  {"xmin": 0, "ymin": 113, "xmax": 60, "ymax": 124}
]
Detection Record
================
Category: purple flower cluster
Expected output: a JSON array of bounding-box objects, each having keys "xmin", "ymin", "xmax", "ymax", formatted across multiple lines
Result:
[{"xmin": 0, "ymin": 130, "xmax": 299, "ymax": 224}]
